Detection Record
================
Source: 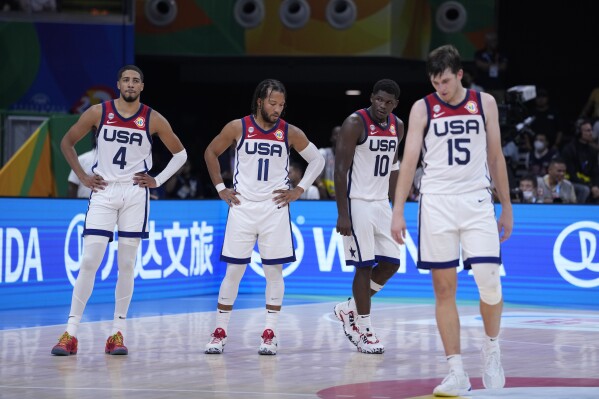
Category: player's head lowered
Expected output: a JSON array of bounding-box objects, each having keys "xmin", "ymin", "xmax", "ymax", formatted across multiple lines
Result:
[
  {"xmin": 426, "ymin": 44, "xmax": 462, "ymax": 79},
  {"xmin": 251, "ymin": 79, "xmax": 287, "ymax": 123}
]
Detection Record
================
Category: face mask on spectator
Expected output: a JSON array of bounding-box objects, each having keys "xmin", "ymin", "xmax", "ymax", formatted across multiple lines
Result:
[
  {"xmin": 534, "ymin": 140, "xmax": 546, "ymax": 151},
  {"xmin": 522, "ymin": 190, "xmax": 534, "ymax": 201}
]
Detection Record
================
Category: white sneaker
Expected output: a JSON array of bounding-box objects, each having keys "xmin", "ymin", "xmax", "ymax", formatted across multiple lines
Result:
[
  {"xmin": 433, "ymin": 370, "xmax": 472, "ymax": 397},
  {"xmin": 482, "ymin": 343, "xmax": 505, "ymax": 389},
  {"xmin": 258, "ymin": 329, "xmax": 278, "ymax": 355},
  {"xmin": 333, "ymin": 298, "xmax": 359, "ymax": 347},
  {"xmin": 356, "ymin": 326, "xmax": 384, "ymax": 354},
  {"xmin": 205, "ymin": 328, "xmax": 227, "ymax": 354}
]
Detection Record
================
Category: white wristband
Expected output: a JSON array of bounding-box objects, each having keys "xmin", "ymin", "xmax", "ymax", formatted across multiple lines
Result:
[{"xmin": 215, "ymin": 183, "xmax": 226, "ymax": 192}]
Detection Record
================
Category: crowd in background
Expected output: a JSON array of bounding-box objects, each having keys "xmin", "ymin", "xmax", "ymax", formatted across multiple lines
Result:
[
  {"xmin": 64, "ymin": 32, "xmax": 599, "ymax": 205},
  {"xmin": 67, "ymin": 83, "xmax": 599, "ymax": 205}
]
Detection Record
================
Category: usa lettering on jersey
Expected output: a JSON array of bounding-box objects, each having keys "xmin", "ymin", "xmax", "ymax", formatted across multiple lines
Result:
[
  {"xmin": 233, "ymin": 115, "xmax": 290, "ymax": 201},
  {"xmin": 93, "ymin": 101, "xmax": 153, "ymax": 182},
  {"xmin": 347, "ymin": 108, "xmax": 399, "ymax": 201},
  {"xmin": 420, "ymin": 90, "xmax": 491, "ymax": 194}
]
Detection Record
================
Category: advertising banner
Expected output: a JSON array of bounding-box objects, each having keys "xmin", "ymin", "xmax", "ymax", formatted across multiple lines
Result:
[{"xmin": 0, "ymin": 198, "xmax": 597, "ymax": 310}]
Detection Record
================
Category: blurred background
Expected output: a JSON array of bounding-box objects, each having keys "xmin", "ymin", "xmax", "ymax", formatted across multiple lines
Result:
[{"xmin": 0, "ymin": 0, "xmax": 598, "ymax": 197}]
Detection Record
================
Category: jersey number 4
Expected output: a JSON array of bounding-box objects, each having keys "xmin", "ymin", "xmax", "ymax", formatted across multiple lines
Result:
[{"xmin": 113, "ymin": 147, "xmax": 127, "ymax": 169}]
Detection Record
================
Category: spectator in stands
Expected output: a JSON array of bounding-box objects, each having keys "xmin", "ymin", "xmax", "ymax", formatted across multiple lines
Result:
[
  {"xmin": 288, "ymin": 161, "xmax": 320, "ymax": 200},
  {"xmin": 1, "ymin": 0, "xmax": 20, "ymax": 11},
  {"xmin": 536, "ymin": 158, "xmax": 577, "ymax": 203},
  {"xmin": 19, "ymin": 0, "xmax": 56, "ymax": 12},
  {"xmin": 164, "ymin": 159, "xmax": 204, "ymax": 199},
  {"xmin": 528, "ymin": 87, "xmax": 565, "ymax": 150},
  {"xmin": 318, "ymin": 125, "xmax": 340, "ymax": 199},
  {"xmin": 462, "ymin": 68, "xmax": 484, "ymax": 92},
  {"xmin": 528, "ymin": 133, "xmax": 557, "ymax": 177},
  {"xmin": 474, "ymin": 31, "xmax": 508, "ymax": 103},
  {"xmin": 560, "ymin": 118, "xmax": 599, "ymax": 203},
  {"xmin": 512, "ymin": 175, "xmax": 541, "ymax": 204},
  {"xmin": 579, "ymin": 86, "xmax": 599, "ymax": 121}
]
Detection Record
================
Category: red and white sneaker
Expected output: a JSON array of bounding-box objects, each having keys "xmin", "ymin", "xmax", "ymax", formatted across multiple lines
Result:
[
  {"xmin": 105, "ymin": 331, "xmax": 128, "ymax": 355},
  {"xmin": 356, "ymin": 326, "xmax": 384, "ymax": 354},
  {"xmin": 205, "ymin": 328, "xmax": 227, "ymax": 354},
  {"xmin": 333, "ymin": 298, "xmax": 359, "ymax": 347},
  {"xmin": 258, "ymin": 329, "xmax": 278, "ymax": 355},
  {"xmin": 51, "ymin": 332, "xmax": 78, "ymax": 356}
]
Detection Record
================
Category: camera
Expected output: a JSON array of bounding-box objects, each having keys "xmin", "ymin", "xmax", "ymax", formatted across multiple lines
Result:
[{"xmin": 499, "ymin": 85, "xmax": 536, "ymax": 131}]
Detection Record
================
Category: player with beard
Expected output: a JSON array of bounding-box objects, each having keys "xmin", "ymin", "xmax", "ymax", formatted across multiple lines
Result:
[
  {"xmin": 203, "ymin": 79, "xmax": 324, "ymax": 355},
  {"xmin": 51, "ymin": 65, "xmax": 187, "ymax": 356}
]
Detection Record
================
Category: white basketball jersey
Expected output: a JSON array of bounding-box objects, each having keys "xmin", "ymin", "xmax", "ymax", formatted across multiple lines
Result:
[
  {"xmin": 233, "ymin": 115, "xmax": 290, "ymax": 201},
  {"xmin": 419, "ymin": 89, "xmax": 491, "ymax": 194},
  {"xmin": 93, "ymin": 100, "xmax": 153, "ymax": 182},
  {"xmin": 347, "ymin": 109, "xmax": 400, "ymax": 201}
]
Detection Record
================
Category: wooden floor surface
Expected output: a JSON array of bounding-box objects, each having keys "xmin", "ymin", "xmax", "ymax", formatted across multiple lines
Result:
[{"xmin": 1, "ymin": 298, "xmax": 598, "ymax": 399}]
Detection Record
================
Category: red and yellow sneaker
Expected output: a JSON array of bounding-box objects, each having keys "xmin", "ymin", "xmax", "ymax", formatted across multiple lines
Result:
[
  {"xmin": 105, "ymin": 331, "xmax": 128, "ymax": 355},
  {"xmin": 51, "ymin": 332, "xmax": 78, "ymax": 356}
]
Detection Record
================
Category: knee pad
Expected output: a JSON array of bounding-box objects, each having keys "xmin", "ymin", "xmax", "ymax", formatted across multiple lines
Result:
[
  {"xmin": 117, "ymin": 237, "xmax": 141, "ymax": 274},
  {"xmin": 264, "ymin": 264, "xmax": 284, "ymax": 307},
  {"xmin": 471, "ymin": 263, "xmax": 502, "ymax": 305},
  {"xmin": 218, "ymin": 263, "xmax": 247, "ymax": 306},
  {"xmin": 118, "ymin": 237, "xmax": 141, "ymax": 248},
  {"xmin": 80, "ymin": 235, "xmax": 109, "ymax": 273}
]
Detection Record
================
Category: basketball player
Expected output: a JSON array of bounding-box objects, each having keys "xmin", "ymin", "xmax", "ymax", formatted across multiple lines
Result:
[
  {"xmin": 390, "ymin": 45, "xmax": 513, "ymax": 396},
  {"xmin": 203, "ymin": 79, "xmax": 324, "ymax": 355},
  {"xmin": 332, "ymin": 79, "xmax": 404, "ymax": 354},
  {"xmin": 51, "ymin": 65, "xmax": 187, "ymax": 356}
]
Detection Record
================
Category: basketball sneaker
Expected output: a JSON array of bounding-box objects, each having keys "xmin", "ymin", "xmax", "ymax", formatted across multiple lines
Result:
[
  {"xmin": 356, "ymin": 326, "xmax": 384, "ymax": 354},
  {"xmin": 333, "ymin": 298, "xmax": 359, "ymax": 346},
  {"xmin": 258, "ymin": 329, "xmax": 278, "ymax": 355},
  {"xmin": 433, "ymin": 370, "xmax": 472, "ymax": 397},
  {"xmin": 482, "ymin": 343, "xmax": 505, "ymax": 389},
  {"xmin": 51, "ymin": 332, "xmax": 78, "ymax": 356},
  {"xmin": 205, "ymin": 328, "xmax": 227, "ymax": 354},
  {"xmin": 105, "ymin": 331, "xmax": 128, "ymax": 355}
]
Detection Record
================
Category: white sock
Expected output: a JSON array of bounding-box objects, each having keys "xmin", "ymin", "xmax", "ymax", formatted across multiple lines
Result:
[
  {"xmin": 484, "ymin": 334, "xmax": 500, "ymax": 349},
  {"xmin": 348, "ymin": 297, "xmax": 357, "ymax": 312},
  {"xmin": 265, "ymin": 309, "xmax": 280, "ymax": 334},
  {"xmin": 112, "ymin": 316, "xmax": 126, "ymax": 336},
  {"xmin": 356, "ymin": 314, "xmax": 371, "ymax": 331},
  {"xmin": 447, "ymin": 354, "xmax": 465, "ymax": 374},
  {"xmin": 66, "ymin": 315, "xmax": 81, "ymax": 336},
  {"xmin": 215, "ymin": 310, "xmax": 232, "ymax": 333}
]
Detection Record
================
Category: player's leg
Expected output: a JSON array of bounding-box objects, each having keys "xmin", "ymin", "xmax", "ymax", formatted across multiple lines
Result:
[
  {"xmin": 104, "ymin": 236, "xmax": 141, "ymax": 355},
  {"xmin": 207, "ymin": 199, "xmax": 256, "ymax": 354},
  {"xmin": 418, "ymin": 193, "xmax": 471, "ymax": 396},
  {"xmin": 259, "ymin": 264, "xmax": 283, "ymax": 355},
  {"xmin": 52, "ymin": 189, "xmax": 117, "ymax": 356},
  {"xmin": 461, "ymin": 189, "xmax": 505, "ymax": 389},
  {"xmin": 471, "ymin": 263, "xmax": 505, "ymax": 389},
  {"xmin": 51, "ymin": 235, "xmax": 110, "ymax": 356},
  {"xmin": 104, "ymin": 185, "xmax": 148, "ymax": 355},
  {"xmin": 255, "ymin": 202, "xmax": 294, "ymax": 355}
]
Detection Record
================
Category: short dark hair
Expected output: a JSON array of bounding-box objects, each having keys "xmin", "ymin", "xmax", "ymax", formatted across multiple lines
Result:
[
  {"xmin": 519, "ymin": 175, "xmax": 538, "ymax": 188},
  {"xmin": 426, "ymin": 44, "xmax": 462, "ymax": 78},
  {"xmin": 118, "ymin": 65, "xmax": 144, "ymax": 82},
  {"xmin": 549, "ymin": 157, "xmax": 566, "ymax": 168},
  {"xmin": 251, "ymin": 79, "xmax": 286, "ymax": 115},
  {"xmin": 372, "ymin": 79, "xmax": 400, "ymax": 100}
]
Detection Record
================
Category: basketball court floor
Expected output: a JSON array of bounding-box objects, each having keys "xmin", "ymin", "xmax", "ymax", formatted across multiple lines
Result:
[{"xmin": 0, "ymin": 294, "xmax": 597, "ymax": 399}]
